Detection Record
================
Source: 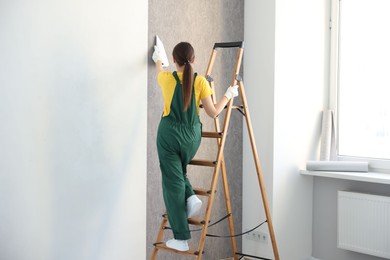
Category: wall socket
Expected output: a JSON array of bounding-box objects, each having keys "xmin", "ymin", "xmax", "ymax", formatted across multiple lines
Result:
[{"xmin": 245, "ymin": 229, "xmax": 269, "ymax": 244}]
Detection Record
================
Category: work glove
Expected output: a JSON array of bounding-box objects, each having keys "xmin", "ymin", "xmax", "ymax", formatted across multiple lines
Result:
[
  {"xmin": 224, "ymin": 85, "xmax": 239, "ymax": 100},
  {"xmin": 152, "ymin": 45, "xmax": 163, "ymax": 63}
]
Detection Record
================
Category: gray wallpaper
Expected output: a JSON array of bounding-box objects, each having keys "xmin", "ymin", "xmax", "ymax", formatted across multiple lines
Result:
[{"xmin": 147, "ymin": 0, "xmax": 244, "ymax": 259}]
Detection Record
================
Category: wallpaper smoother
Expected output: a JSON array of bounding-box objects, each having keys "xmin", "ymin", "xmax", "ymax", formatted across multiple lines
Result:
[{"xmin": 147, "ymin": 1, "xmax": 244, "ymax": 259}]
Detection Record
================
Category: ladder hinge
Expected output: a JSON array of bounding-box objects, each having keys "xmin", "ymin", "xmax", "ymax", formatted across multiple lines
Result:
[{"xmin": 194, "ymin": 251, "xmax": 204, "ymax": 256}]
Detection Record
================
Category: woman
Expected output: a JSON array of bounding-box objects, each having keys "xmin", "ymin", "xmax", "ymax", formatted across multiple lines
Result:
[{"xmin": 152, "ymin": 41, "xmax": 238, "ymax": 251}]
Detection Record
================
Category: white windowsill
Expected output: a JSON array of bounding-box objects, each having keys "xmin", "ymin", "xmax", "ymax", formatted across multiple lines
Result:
[{"xmin": 300, "ymin": 170, "xmax": 390, "ymax": 185}]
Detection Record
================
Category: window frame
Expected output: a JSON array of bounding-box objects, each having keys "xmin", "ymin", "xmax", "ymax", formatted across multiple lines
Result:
[{"xmin": 329, "ymin": 0, "xmax": 390, "ymax": 172}]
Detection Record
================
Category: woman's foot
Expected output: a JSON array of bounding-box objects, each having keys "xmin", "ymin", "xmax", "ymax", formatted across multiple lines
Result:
[
  {"xmin": 186, "ymin": 195, "xmax": 202, "ymax": 218},
  {"xmin": 166, "ymin": 239, "xmax": 189, "ymax": 251}
]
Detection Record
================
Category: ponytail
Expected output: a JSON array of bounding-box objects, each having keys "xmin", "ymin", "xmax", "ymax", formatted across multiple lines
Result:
[
  {"xmin": 172, "ymin": 42, "xmax": 195, "ymax": 112},
  {"xmin": 182, "ymin": 62, "xmax": 194, "ymax": 111}
]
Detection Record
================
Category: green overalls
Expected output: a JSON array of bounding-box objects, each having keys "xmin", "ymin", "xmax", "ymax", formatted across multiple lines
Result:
[{"xmin": 157, "ymin": 72, "xmax": 201, "ymax": 240}]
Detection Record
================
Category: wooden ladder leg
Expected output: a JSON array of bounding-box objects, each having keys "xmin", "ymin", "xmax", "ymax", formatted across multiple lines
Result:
[
  {"xmin": 150, "ymin": 215, "xmax": 168, "ymax": 260},
  {"xmin": 220, "ymin": 159, "xmax": 239, "ymax": 260},
  {"xmin": 193, "ymin": 45, "xmax": 221, "ymax": 260},
  {"xmin": 196, "ymin": 99, "xmax": 235, "ymax": 260},
  {"xmin": 212, "ymin": 96, "xmax": 238, "ymax": 260},
  {"xmin": 222, "ymin": 46, "xmax": 243, "ymax": 260},
  {"xmin": 238, "ymin": 80, "xmax": 280, "ymax": 260},
  {"xmin": 212, "ymin": 103, "xmax": 238, "ymax": 259},
  {"xmin": 195, "ymin": 164, "xmax": 221, "ymax": 260}
]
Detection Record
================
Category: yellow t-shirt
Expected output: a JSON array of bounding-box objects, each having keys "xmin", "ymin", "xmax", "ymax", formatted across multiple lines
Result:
[{"xmin": 158, "ymin": 71, "xmax": 213, "ymax": 117}]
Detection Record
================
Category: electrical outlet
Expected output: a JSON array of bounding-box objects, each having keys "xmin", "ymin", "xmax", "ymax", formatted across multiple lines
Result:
[
  {"xmin": 257, "ymin": 231, "xmax": 269, "ymax": 244},
  {"xmin": 244, "ymin": 229, "xmax": 269, "ymax": 244}
]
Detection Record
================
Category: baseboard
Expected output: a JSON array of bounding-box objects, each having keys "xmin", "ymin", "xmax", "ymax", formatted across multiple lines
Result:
[
  {"xmin": 222, "ymin": 256, "xmax": 321, "ymax": 260},
  {"xmin": 221, "ymin": 256, "xmax": 258, "ymax": 260},
  {"xmin": 221, "ymin": 258, "xmax": 267, "ymax": 260},
  {"xmin": 221, "ymin": 256, "xmax": 270, "ymax": 260}
]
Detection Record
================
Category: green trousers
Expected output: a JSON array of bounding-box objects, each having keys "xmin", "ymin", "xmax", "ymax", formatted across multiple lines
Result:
[{"xmin": 157, "ymin": 119, "xmax": 201, "ymax": 240}]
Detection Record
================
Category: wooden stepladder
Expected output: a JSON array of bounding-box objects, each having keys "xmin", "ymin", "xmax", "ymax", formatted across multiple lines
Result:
[{"xmin": 151, "ymin": 42, "xmax": 279, "ymax": 260}]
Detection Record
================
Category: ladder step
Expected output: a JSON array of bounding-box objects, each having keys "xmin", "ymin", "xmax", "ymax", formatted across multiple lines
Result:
[
  {"xmin": 201, "ymin": 131, "xmax": 223, "ymax": 138},
  {"xmin": 189, "ymin": 159, "xmax": 217, "ymax": 167},
  {"xmin": 162, "ymin": 214, "xmax": 206, "ymax": 226},
  {"xmin": 193, "ymin": 188, "xmax": 213, "ymax": 196},
  {"xmin": 188, "ymin": 217, "xmax": 206, "ymax": 226},
  {"xmin": 154, "ymin": 243, "xmax": 199, "ymax": 256}
]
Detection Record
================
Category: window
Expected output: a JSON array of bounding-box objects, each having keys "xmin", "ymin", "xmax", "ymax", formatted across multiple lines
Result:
[{"xmin": 330, "ymin": 0, "xmax": 390, "ymax": 171}]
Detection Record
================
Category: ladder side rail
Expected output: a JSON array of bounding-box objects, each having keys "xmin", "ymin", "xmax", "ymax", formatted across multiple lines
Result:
[
  {"xmin": 220, "ymin": 159, "xmax": 238, "ymax": 259},
  {"xmin": 222, "ymin": 47, "xmax": 243, "ymax": 133},
  {"xmin": 231, "ymin": 48, "xmax": 244, "ymax": 86},
  {"xmin": 195, "ymin": 161, "xmax": 222, "ymax": 260},
  {"xmin": 219, "ymin": 47, "xmax": 245, "ymax": 260},
  {"xmin": 209, "ymin": 80, "xmax": 238, "ymax": 259},
  {"xmin": 195, "ymin": 50, "xmax": 233, "ymax": 259},
  {"xmin": 238, "ymin": 80, "xmax": 280, "ymax": 260},
  {"xmin": 205, "ymin": 49, "xmax": 217, "ymax": 77},
  {"xmin": 196, "ymin": 99, "xmax": 235, "ymax": 260},
  {"xmin": 195, "ymin": 50, "xmax": 220, "ymax": 260},
  {"xmin": 224, "ymin": 48, "xmax": 244, "ymax": 260}
]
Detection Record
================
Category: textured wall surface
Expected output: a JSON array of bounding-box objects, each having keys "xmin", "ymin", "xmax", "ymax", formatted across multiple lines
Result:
[{"xmin": 147, "ymin": 1, "xmax": 244, "ymax": 259}]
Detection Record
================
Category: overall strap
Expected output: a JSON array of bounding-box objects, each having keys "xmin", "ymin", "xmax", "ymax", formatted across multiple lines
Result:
[{"xmin": 168, "ymin": 71, "xmax": 199, "ymax": 125}]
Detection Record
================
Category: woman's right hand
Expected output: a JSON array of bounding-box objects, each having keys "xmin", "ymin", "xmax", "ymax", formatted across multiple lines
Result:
[{"xmin": 152, "ymin": 45, "xmax": 162, "ymax": 63}]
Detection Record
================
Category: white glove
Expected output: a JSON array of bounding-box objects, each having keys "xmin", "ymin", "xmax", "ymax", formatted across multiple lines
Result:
[
  {"xmin": 224, "ymin": 85, "xmax": 239, "ymax": 100},
  {"xmin": 152, "ymin": 45, "xmax": 163, "ymax": 63}
]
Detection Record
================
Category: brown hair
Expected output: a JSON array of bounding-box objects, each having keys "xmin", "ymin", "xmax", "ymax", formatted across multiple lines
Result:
[{"xmin": 172, "ymin": 42, "xmax": 195, "ymax": 111}]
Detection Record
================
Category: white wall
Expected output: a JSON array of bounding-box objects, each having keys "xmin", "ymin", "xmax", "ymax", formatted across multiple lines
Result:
[
  {"xmin": 0, "ymin": 1, "xmax": 147, "ymax": 259},
  {"xmin": 243, "ymin": 0, "xmax": 276, "ymax": 258},
  {"xmin": 244, "ymin": 0, "xmax": 327, "ymax": 259}
]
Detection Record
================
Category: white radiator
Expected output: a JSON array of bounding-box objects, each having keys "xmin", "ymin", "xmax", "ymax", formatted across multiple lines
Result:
[{"xmin": 338, "ymin": 191, "xmax": 390, "ymax": 259}]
